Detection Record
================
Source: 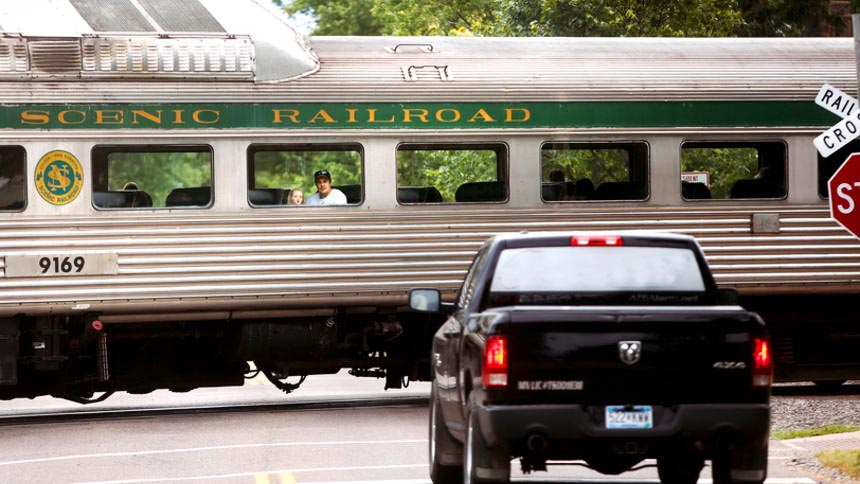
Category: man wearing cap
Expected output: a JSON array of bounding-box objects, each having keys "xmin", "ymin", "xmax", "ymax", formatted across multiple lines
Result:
[{"xmin": 305, "ymin": 169, "xmax": 347, "ymax": 206}]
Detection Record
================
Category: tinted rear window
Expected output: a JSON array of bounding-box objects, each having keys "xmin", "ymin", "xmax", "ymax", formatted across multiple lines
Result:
[{"xmin": 489, "ymin": 246, "xmax": 705, "ymax": 304}]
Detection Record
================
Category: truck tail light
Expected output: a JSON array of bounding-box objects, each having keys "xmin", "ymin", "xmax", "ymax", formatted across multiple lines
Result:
[
  {"xmin": 571, "ymin": 235, "xmax": 623, "ymax": 246},
  {"xmin": 483, "ymin": 335, "xmax": 508, "ymax": 388},
  {"xmin": 752, "ymin": 337, "xmax": 772, "ymax": 388}
]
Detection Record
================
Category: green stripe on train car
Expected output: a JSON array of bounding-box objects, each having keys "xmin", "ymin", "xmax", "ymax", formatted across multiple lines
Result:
[{"xmin": 4, "ymin": 101, "xmax": 837, "ymax": 130}]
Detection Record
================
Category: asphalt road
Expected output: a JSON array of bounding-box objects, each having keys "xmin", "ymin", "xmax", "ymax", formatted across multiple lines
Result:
[{"xmin": 0, "ymin": 371, "xmax": 824, "ymax": 484}]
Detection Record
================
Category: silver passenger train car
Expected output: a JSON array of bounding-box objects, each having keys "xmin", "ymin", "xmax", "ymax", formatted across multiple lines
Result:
[{"xmin": 0, "ymin": 0, "xmax": 856, "ymax": 401}]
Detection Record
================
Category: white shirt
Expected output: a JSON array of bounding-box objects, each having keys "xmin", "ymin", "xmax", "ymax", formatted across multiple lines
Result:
[{"xmin": 305, "ymin": 188, "xmax": 347, "ymax": 206}]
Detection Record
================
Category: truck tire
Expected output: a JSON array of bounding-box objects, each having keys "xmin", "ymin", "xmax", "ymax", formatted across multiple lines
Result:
[
  {"xmin": 657, "ymin": 453, "xmax": 705, "ymax": 484},
  {"xmin": 430, "ymin": 386, "xmax": 462, "ymax": 483},
  {"xmin": 464, "ymin": 405, "xmax": 510, "ymax": 484}
]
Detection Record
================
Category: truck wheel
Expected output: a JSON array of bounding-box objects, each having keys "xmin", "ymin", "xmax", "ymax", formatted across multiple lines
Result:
[
  {"xmin": 430, "ymin": 387, "xmax": 462, "ymax": 483},
  {"xmin": 657, "ymin": 453, "xmax": 704, "ymax": 484},
  {"xmin": 464, "ymin": 407, "xmax": 510, "ymax": 484}
]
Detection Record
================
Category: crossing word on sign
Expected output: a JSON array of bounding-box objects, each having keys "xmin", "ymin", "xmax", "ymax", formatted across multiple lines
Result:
[{"xmin": 814, "ymin": 83, "xmax": 860, "ymax": 158}]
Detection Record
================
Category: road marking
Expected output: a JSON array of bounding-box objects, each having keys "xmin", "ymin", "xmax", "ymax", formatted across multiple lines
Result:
[
  {"xmin": 0, "ymin": 439, "xmax": 426, "ymax": 467},
  {"xmin": 253, "ymin": 473, "xmax": 297, "ymax": 484},
  {"xmin": 291, "ymin": 480, "xmax": 430, "ymax": 484},
  {"xmin": 63, "ymin": 467, "xmax": 821, "ymax": 484},
  {"xmin": 74, "ymin": 473, "xmax": 820, "ymax": 484},
  {"xmin": 73, "ymin": 464, "xmax": 427, "ymax": 484}
]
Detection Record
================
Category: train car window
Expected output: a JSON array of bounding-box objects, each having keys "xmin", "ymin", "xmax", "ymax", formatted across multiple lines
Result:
[
  {"xmin": 92, "ymin": 145, "xmax": 212, "ymax": 209},
  {"xmin": 0, "ymin": 146, "xmax": 25, "ymax": 211},
  {"xmin": 248, "ymin": 144, "xmax": 363, "ymax": 206},
  {"xmin": 681, "ymin": 141, "xmax": 786, "ymax": 200},
  {"xmin": 540, "ymin": 142, "xmax": 648, "ymax": 201},
  {"xmin": 818, "ymin": 139, "xmax": 860, "ymax": 198},
  {"xmin": 396, "ymin": 143, "xmax": 507, "ymax": 203}
]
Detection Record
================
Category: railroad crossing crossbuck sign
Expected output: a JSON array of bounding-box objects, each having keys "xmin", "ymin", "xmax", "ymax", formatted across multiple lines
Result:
[
  {"xmin": 814, "ymin": 83, "xmax": 860, "ymax": 157},
  {"xmin": 814, "ymin": 84, "xmax": 860, "ymax": 240},
  {"xmin": 828, "ymin": 153, "xmax": 860, "ymax": 240}
]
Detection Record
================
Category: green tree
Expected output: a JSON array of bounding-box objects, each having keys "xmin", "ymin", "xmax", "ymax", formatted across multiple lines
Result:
[
  {"xmin": 681, "ymin": 147, "xmax": 757, "ymax": 199},
  {"xmin": 282, "ymin": 0, "xmax": 846, "ymax": 38},
  {"xmin": 737, "ymin": 0, "xmax": 847, "ymax": 36},
  {"xmin": 500, "ymin": 0, "xmax": 744, "ymax": 37},
  {"xmin": 397, "ymin": 148, "xmax": 497, "ymax": 201},
  {"xmin": 107, "ymin": 152, "xmax": 210, "ymax": 207},
  {"xmin": 287, "ymin": 0, "xmax": 384, "ymax": 35},
  {"xmin": 373, "ymin": 0, "xmax": 500, "ymax": 36},
  {"xmin": 287, "ymin": 0, "xmax": 501, "ymax": 36}
]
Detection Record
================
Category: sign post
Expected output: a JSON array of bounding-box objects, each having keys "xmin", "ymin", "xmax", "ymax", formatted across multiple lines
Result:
[{"xmin": 828, "ymin": 152, "xmax": 860, "ymax": 240}]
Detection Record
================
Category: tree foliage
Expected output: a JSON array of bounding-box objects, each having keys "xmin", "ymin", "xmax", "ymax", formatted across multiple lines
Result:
[
  {"xmin": 283, "ymin": 0, "xmax": 847, "ymax": 37},
  {"xmin": 681, "ymin": 147, "xmax": 757, "ymax": 199},
  {"xmin": 287, "ymin": 0, "xmax": 384, "ymax": 35},
  {"xmin": 736, "ymin": 0, "xmax": 847, "ymax": 37},
  {"xmin": 397, "ymin": 148, "xmax": 497, "ymax": 201},
  {"xmin": 500, "ymin": 0, "xmax": 744, "ymax": 37},
  {"xmin": 106, "ymin": 152, "xmax": 210, "ymax": 208}
]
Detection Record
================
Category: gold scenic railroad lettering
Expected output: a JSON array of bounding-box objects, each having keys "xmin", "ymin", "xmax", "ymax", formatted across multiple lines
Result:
[
  {"xmin": 19, "ymin": 105, "xmax": 532, "ymax": 128},
  {"xmin": 20, "ymin": 109, "xmax": 222, "ymax": 126},
  {"xmin": 270, "ymin": 107, "xmax": 532, "ymax": 125}
]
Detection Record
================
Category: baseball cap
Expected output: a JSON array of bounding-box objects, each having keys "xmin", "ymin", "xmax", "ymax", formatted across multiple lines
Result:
[{"xmin": 314, "ymin": 169, "xmax": 331, "ymax": 182}]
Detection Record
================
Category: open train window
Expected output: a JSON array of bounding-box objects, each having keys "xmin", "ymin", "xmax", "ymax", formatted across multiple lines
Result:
[
  {"xmin": 248, "ymin": 144, "xmax": 363, "ymax": 207},
  {"xmin": 0, "ymin": 146, "xmax": 25, "ymax": 211},
  {"xmin": 396, "ymin": 143, "xmax": 507, "ymax": 203},
  {"xmin": 681, "ymin": 141, "xmax": 786, "ymax": 200},
  {"xmin": 92, "ymin": 145, "xmax": 212, "ymax": 209},
  {"xmin": 540, "ymin": 142, "xmax": 648, "ymax": 201},
  {"xmin": 819, "ymin": 139, "xmax": 860, "ymax": 199}
]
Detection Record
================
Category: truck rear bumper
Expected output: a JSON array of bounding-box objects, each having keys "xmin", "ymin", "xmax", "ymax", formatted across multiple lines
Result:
[{"xmin": 477, "ymin": 402, "xmax": 769, "ymax": 452}]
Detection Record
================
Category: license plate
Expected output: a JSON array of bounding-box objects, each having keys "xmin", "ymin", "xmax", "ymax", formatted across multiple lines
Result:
[
  {"xmin": 5, "ymin": 253, "xmax": 118, "ymax": 277},
  {"xmin": 605, "ymin": 405, "xmax": 653, "ymax": 429}
]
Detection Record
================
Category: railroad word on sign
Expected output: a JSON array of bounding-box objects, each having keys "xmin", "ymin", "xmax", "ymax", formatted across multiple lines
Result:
[{"xmin": 814, "ymin": 83, "xmax": 860, "ymax": 158}]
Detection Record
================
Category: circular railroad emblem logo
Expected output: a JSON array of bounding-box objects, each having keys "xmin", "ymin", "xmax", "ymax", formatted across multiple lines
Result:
[{"xmin": 35, "ymin": 150, "xmax": 83, "ymax": 205}]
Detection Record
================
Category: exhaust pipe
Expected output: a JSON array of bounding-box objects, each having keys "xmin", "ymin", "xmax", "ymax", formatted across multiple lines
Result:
[{"xmin": 526, "ymin": 434, "xmax": 548, "ymax": 452}]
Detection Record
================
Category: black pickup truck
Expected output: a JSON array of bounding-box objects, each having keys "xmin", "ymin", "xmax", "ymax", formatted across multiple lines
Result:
[{"xmin": 410, "ymin": 232, "xmax": 772, "ymax": 484}]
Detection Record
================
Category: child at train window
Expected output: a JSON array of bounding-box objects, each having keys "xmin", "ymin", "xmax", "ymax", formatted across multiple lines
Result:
[{"xmin": 289, "ymin": 189, "xmax": 304, "ymax": 205}]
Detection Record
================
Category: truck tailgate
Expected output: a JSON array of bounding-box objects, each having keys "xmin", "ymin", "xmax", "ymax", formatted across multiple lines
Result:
[{"xmin": 491, "ymin": 306, "xmax": 767, "ymax": 405}]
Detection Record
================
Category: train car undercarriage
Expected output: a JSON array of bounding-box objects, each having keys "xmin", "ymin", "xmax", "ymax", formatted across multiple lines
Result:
[{"xmin": 0, "ymin": 310, "xmax": 437, "ymax": 402}]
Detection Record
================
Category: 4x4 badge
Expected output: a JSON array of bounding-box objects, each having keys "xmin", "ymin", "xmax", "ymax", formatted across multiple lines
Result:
[{"xmin": 618, "ymin": 341, "xmax": 641, "ymax": 365}]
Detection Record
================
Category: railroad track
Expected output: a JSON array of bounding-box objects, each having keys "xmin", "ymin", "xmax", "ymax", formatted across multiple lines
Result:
[{"xmin": 0, "ymin": 394, "xmax": 430, "ymax": 426}]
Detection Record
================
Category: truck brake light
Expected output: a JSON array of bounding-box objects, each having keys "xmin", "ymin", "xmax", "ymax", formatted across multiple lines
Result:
[
  {"xmin": 752, "ymin": 337, "xmax": 772, "ymax": 388},
  {"xmin": 571, "ymin": 235, "xmax": 623, "ymax": 246},
  {"xmin": 483, "ymin": 335, "xmax": 508, "ymax": 387}
]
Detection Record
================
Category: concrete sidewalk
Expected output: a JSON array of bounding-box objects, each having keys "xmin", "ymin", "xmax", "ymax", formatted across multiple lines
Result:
[
  {"xmin": 777, "ymin": 431, "xmax": 860, "ymax": 454},
  {"xmin": 769, "ymin": 432, "xmax": 860, "ymax": 483}
]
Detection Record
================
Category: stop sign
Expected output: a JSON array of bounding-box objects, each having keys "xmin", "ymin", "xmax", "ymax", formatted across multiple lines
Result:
[{"xmin": 829, "ymin": 152, "xmax": 860, "ymax": 239}]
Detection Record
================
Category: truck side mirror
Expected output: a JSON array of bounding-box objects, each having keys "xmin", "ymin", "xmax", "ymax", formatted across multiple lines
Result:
[
  {"xmin": 409, "ymin": 288, "xmax": 441, "ymax": 312},
  {"xmin": 717, "ymin": 287, "xmax": 739, "ymax": 305}
]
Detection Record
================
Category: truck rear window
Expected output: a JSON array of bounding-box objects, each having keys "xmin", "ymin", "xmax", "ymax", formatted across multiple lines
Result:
[{"xmin": 489, "ymin": 246, "xmax": 705, "ymax": 302}]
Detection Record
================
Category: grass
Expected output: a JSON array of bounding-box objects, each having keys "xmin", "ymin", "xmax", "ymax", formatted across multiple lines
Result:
[
  {"xmin": 773, "ymin": 425, "xmax": 860, "ymax": 440},
  {"xmin": 815, "ymin": 450, "xmax": 860, "ymax": 479}
]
